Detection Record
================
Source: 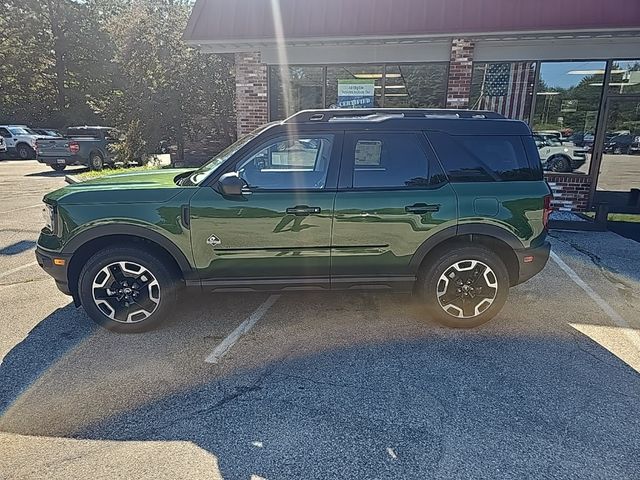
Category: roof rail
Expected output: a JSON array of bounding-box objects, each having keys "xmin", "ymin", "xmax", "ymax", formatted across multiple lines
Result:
[{"xmin": 283, "ymin": 108, "xmax": 505, "ymax": 123}]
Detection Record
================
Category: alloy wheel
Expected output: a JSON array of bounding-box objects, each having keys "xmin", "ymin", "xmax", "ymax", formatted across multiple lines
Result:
[
  {"xmin": 436, "ymin": 260, "xmax": 498, "ymax": 319},
  {"xmin": 91, "ymin": 261, "xmax": 160, "ymax": 323}
]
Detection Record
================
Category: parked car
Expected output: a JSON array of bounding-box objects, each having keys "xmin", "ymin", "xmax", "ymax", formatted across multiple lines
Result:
[
  {"xmin": 533, "ymin": 133, "xmax": 588, "ymax": 172},
  {"xmin": 36, "ymin": 108, "xmax": 552, "ymax": 332},
  {"xmin": 604, "ymin": 133, "xmax": 640, "ymax": 154},
  {"xmin": 0, "ymin": 125, "xmax": 40, "ymax": 159},
  {"xmin": 36, "ymin": 126, "xmax": 120, "ymax": 171}
]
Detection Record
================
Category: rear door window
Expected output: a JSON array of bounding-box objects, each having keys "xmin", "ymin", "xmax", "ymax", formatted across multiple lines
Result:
[
  {"xmin": 426, "ymin": 132, "xmax": 541, "ymax": 181},
  {"xmin": 344, "ymin": 132, "xmax": 432, "ymax": 188}
]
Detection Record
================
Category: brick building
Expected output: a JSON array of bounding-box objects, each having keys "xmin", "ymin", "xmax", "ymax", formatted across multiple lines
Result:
[{"xmin": 185, "ymin": 0, "xmax": 640, "ymax": 212}]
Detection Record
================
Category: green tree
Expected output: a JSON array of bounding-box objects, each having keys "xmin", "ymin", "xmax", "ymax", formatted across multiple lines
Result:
[{"xmin": 101, "ymin": 0, "xmax": 235, "ymax": 161}]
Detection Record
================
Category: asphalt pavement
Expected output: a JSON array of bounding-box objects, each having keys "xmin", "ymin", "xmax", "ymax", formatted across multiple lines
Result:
[{"xmin": 0, "ymin": 160, "xmax": 639, "ymax": 480}]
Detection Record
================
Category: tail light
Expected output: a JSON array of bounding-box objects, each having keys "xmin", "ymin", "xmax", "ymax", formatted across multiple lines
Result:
[
  {"xmin": 543, "ymin": 194, "xmax": 553, "ymax": 229},
  {"xmin": 69, "ymin": 141, "xmax": 80, "ymax": 154}
]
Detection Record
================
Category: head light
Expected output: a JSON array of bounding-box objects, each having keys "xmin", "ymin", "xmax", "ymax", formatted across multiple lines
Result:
[{"xmin": 42, "ymin": 204, "xmax": 55, "ymax": 232}]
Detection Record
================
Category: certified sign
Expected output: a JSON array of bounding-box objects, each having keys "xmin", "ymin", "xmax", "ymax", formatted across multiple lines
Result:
[{"xmin": 337, "ymin": 79, "xmax": 375, "ymax": 108}]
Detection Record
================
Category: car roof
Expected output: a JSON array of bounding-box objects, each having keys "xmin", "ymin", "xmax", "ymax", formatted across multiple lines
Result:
[{"xmin": 273, "ymin": 109, "xmax": 531, "ymax": 136}]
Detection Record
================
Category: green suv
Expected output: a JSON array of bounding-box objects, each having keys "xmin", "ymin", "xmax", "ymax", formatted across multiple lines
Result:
[{"xmin": 36, "ymin": 109, "xmax": 552, "ymax": 332}]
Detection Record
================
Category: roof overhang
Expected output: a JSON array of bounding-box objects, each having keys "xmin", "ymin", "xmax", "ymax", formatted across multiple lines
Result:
[{"xmin": 185, "ymin": 0, "xmax": 640, "ymax": 53}]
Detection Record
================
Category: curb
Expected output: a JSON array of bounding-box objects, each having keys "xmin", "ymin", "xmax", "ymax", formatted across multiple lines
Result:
[{"xmin": 65, "ymin": 175, "xmax": 81, "ymax": 184}]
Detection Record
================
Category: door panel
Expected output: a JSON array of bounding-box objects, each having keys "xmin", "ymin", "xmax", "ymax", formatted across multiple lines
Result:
[
  {"xmin": 190, "ymin": 188, "xmax": 334, "ymax": 282},
  {"xmin": 331, "ymin": 186, "xmax": 457, "ymax": 277},
  {"xmin": 331, "ymin": 131, "xmax": 458, "ymax": 280},
  {"xmin": 189, "ymin": 132, "xmax": 340, "ymax": 285}
]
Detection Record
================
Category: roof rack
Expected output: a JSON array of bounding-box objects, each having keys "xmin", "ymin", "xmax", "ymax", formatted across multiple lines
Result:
[{"xmin": 283, "ymin": 109, "xmax": 505, "ymax": 123}]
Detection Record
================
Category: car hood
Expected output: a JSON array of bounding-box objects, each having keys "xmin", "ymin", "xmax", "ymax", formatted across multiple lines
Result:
[{"xmin": 45, "ymin": 168, "xmax": 193, "ymax": 205}]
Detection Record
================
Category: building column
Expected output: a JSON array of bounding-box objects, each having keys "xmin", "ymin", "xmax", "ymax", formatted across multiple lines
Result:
[
  {"xmin": 446, "ymin": 38, "xmax": 475, "ymax": 108},
  {"xmin": 235, "ymin": 52, "xmax": 268, "ymax": 136}
]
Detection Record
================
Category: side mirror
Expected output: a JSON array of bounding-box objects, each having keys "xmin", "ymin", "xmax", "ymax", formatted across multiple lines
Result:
[{"xmin": 217, "ymin": 172, "xmax": 247, "ymax": 196}]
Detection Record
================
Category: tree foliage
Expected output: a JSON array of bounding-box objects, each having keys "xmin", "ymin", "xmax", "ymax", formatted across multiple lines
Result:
[{"xmin": 0, "ymin": 0, "xmax": 235, "ymax": 160}]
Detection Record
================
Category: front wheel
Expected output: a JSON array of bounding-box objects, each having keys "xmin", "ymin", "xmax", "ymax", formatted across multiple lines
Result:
[
  {"xmin": 78, "ymin": 247, "xmax": 178, "ymax": 332},
  {"xmin": 418, "ymin": 245, "xmax": 509, "ymax": 328},
  {"xmin": 549, "ymin": 156, "xmax": 571, "ymax": 172}
]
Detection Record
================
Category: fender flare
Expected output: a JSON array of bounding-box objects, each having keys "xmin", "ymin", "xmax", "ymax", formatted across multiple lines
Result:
[
  {"xmin": 409, "ymin": 223, "xmax": 524, "ymax": 273},
  {"xmin": 62, "ymin": 224, "xmax": 194, "ymax": 275}
]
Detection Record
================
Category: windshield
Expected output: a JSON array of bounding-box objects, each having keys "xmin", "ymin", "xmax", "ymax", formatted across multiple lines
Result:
[
  {"xmin": 9, "ymin": 127, "xmax": 31, "ymax": 135},
  {"xmin": 185, "ymin": 124, "xmax": 275, "ymax": 185}
]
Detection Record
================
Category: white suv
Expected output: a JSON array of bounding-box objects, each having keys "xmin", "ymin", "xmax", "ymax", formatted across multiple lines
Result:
[
  {"xmin": 0, "ymin": 125, "xmax": 40, "ymax": 159},
  {"xmin": 534, "ymin": 133, "xmax": 587, "ymax": 173}
]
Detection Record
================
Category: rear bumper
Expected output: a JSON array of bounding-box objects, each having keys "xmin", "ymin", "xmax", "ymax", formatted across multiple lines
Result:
[
  {"xmin": 37, "ymin": 155, "xmax": 85, "ymax": 166},
  {"xmin": 514, "ymin": 241, "xmax": 551, "ymax": 285},
  {"xmin": 35, "ymin": 247, "xmax": 72, "ymax": 296}
]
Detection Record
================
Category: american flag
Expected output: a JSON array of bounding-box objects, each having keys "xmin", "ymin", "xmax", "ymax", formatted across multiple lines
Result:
[{"xmin": 478, "ymin": 62, "xmax": 535, "ymax": 120}]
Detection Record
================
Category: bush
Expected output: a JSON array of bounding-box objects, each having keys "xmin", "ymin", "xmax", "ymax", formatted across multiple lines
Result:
[{"xmin": 109, "ymin": 120, "xmax": 147, "ymax": 166}]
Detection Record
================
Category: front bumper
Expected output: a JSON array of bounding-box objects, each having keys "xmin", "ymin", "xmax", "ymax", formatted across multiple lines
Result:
[
  {"xmin": 35, "ymin": 247, "xmax": 73, "ymax": 296},
  {"xmin": 514, "ymin": 241, "xmax": 551, "ymax": 285}
]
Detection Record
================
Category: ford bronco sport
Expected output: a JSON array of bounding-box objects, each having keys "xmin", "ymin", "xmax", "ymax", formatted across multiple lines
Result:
[{"xmin": 36, "ymin": 109, "xmax": 552, "ymax": 332}]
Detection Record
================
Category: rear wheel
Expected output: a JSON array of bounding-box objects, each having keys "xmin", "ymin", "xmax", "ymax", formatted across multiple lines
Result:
[
  {"xmin": 89, "ymin": 152, "xmax": 104, "ymax": 171},
  {"xmin": 418, "ymin": 245, "xmax": 509, "ymax": 328},
  {"xmin": 50, "ymin": 164, "xmax": 66, "ymax": 172},
  {"xmin": 78, "ymin": 247, "xmax": 178, "ymax": 332}
]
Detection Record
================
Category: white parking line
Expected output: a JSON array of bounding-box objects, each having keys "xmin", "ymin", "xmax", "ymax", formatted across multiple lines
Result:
[
  {"xmin": 0, "ymin": 204, "xmax": 42, "ymax": 215},
  {"xmin": 551, "ymin": 251, "xmax": 640, "ymax": 350},
  {"xmin": 0, "ymin": 261, "xmax": 39, "ymax": 279},
  {"xmin": 205, "ymin": 294, "xmax": 280, "ymax": 364}
]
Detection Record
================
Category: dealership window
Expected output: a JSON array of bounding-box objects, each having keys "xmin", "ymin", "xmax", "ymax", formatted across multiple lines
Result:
[
  {"xmin": 325, "ymin": 65, "xmax": 384, "ymax": 109},
  {"xmin": 382, "ymin": 64, "xmax": 447, "ymax": 108},
  {"xmin": 268, "ymin": 63, "xmax": 448, "ymax": 120},
  {"xmin": 469, "ymin": 62, "xmax": 536, "ymax": 120},
  {"xmin": 609, "ymin": 60, "xmax": 640, "ymax": 95},
  {"xmin": 269, "ymin": 66, "xmax": 324, "ymax": 120},
  {"xmin": 531, "ymin": 61, "xmax": 606, "ymax": 140}
]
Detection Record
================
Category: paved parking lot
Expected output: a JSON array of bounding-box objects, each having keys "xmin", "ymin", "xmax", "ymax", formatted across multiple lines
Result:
[{"xmin": 0, "ymin": 160, "xmax": 639, "ymax": 479}]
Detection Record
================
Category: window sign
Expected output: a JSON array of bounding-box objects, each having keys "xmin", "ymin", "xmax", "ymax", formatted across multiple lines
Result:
[{"xmin": 337, "ymin": 79, "xmax": 375, "ymax": 108}]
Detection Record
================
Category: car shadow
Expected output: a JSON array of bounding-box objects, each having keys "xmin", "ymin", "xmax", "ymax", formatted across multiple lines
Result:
[
  {"xmin": 0, "ymin": 240, "xmax": 37, "ymax": 256},
  {"xmin": 25, "ymin": 167, "xmax": 88, "ymax": 178},
  {"xmin": 0, "ymin": 287, "xmax": 639, "ymax": 479}
]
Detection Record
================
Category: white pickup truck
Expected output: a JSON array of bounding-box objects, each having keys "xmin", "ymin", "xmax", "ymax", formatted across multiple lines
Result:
[
  {"xmin": 533, "ymin": 133, "xmax": 587, "ymax": 173},
  {"xmin": 0, "ymin": 125, "xmax": 51, "ymax": 159}
]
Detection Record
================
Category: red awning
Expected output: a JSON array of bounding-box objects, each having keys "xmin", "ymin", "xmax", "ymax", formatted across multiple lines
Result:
[{"xmin": 184, "ymin": 0, "xmax": 640, "ymax": 43}]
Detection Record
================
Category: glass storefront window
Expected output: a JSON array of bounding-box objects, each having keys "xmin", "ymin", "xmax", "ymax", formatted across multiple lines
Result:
[
  {"xmin": 383, "ymin": 64, "xmax": 447, "ymax": 108},
  {"xmin": 469, "ymin": 62, "xmax": 536, "ymax": 120},
  {"xmin": 609, "ymin": 60, "xmax": 640, "ymax": 95},
  {"xmin": 325, "ymin": 65, "xmax": 383, "ymax": 109},
  {"xmin": 532, "ymin": 61, "xmax": 606, "ymax": 141},
  {"xmin": 269, "ymin": 66, "xmax": 324, "ymax": 120}
]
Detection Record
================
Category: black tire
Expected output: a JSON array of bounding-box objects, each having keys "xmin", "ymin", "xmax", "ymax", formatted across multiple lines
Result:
[
  {"xmin": 78, "ymin": 247, "xmax": 178, "ymax": 333},
  {"xmin": 50, "ymin": 164, "xmax": 66, "ymax": 172},
  {"xmin": 16, "ymin": 144, "xmax": 35, "ymax": 160},
  {"xmin": 89, "ymin": 152, "xmax": 104, "ymax": 171},
  {"xmin": 418, "ymin": 245, "xmax": 510, "ymax": 328},
  {"xmin": 549, "ymin": 155, "xmax": 571, "ymax": 172}
]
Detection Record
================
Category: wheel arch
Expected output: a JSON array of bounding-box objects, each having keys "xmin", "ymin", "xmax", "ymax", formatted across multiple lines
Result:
[
  {"xmin": 64, "ymin": 226, "xmax": 195, "ymax": 300},
  {"xmin": 410, "ymin": 224, "xmax": 522, "ymax": 286}
]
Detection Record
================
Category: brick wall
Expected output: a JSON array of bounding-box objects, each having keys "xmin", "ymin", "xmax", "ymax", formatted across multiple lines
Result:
[
  {"xmin": 545, "ymin": 173, "xmax": 591, "ymax": 212},
  {"xmin": 235, "ymin": 52, "xmax": 268, "ymax": 135},
  {"xmin": 446, "ymin": 38, "xmax": 475, "ymax": 108}
]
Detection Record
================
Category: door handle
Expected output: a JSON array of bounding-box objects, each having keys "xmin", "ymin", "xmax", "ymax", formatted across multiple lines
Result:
[
  {"xmin": 405, "ymin": 203, "xmax": 440, "ymax": 214},
  {"xmin": 286, "ymin": 205, "xmax": 321, "ymax": 216}
]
